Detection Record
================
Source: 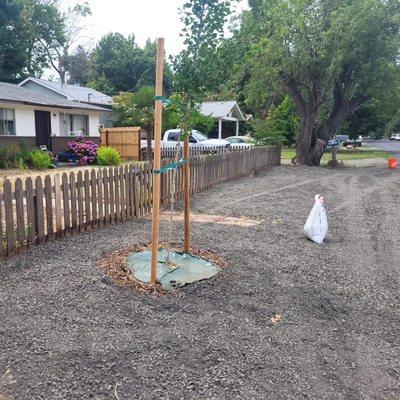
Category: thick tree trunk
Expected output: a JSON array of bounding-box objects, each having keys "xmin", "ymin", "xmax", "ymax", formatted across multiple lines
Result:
[{"xmin": 296, "ymin": 138, "xmax": 326, "ymax": 166}]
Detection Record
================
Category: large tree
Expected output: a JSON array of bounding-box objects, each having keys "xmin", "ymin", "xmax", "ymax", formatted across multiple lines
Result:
[
  {"xmin": 237, "ymin": 0, "xmax": 400, "ymax": 165},
  {"xmin": 44, "ymin": 2, "xmax": 91, "ymax": 83},
  {"xmin": 66, "ymin": 45, "xmax": 91, "ymax": 85},
  {"xmin": 88, "ymin": 34, "xmax": 173, "ymax": 94},
  {"xmin": 0, "ymin": 0, "xmax": 26, "ymax": 82},
  {"xmin": 17, "ymin": 0, "xmax": 65, "ymax": 78}
]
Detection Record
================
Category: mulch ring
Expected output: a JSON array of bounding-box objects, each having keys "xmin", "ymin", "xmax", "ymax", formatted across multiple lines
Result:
[{"xmin": 98, "ymin": 243, "xmax": 228, "ymax": 296}]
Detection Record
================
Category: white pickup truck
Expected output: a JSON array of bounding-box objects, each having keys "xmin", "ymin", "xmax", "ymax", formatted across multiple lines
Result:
[{"xmin": 141, "ymin": 129, "xmax": 230, "ymax": 150}]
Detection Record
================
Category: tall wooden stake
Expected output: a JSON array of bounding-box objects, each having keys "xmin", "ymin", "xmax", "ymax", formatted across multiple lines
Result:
[
  {"xmin": 184, "ymin": 137, "xmax": 190, "ymax": 252},
  {"xmin": 150, "ymin": 38, "xmax": 164, "ymax": 284}
]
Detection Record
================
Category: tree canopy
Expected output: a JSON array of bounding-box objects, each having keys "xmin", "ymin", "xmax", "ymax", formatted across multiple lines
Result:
[{"xmin": 224, "ymin": 0, "xmax": 400, "ymax": 164}]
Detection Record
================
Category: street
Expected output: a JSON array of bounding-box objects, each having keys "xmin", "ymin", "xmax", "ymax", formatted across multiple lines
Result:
[{"xmin": 366, "ymin": 139, "xmax": 400, "ymax": 157}]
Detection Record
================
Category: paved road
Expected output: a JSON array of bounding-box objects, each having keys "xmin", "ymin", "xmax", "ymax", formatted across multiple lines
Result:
[{"xmin": 366, "ymin": 139, "xmax": 400, "ymax": 156}]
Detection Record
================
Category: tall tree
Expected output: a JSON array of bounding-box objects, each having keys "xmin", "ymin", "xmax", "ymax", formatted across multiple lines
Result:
[
  {"xmin": 236, "ymin": 0, "xmax": 400, "ymax": 165},
  {"xmin": 17, "ymin": 0, "xmax": 64, "ymax": 78},
  {"xmin": 0, "ymin": 0, "xmax": 26, "ymax": 82},
  {"xmin": 88, "ymin": 34, "xmax": 172, "ymax": 94},
  {"xmin": 44, "ymin": 2, "xmax": 91, "ymax": 83},
  {"xmin": 67, "ymin": 45, "xmax": 90, "ymax": 85}
]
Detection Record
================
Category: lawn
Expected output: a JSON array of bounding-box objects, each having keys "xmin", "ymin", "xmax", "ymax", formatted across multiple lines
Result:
[{"xmin": 281, "ymin": 147, "xmax": 391, "ymax": 164}]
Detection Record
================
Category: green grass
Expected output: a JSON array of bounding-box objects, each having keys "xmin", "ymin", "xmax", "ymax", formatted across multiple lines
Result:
[{"xmin": 281, "ymin": 147, "xmax": 391, "ymax": 164}]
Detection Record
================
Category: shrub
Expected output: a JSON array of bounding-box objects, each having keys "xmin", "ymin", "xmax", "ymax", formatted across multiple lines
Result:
[
  {"xmin": 67, "ymin": 138, "xmax": 98, "ymax": 165},
  {"xmin": 29, "ymin": 150, "xmax": 53, "ymax": 170},
  {"xmin": 0, "ymin": 144, "xmax": 23, "ymax": 169},
  {"xmin": 97, "ymin": 146, "xmax": 122, "ymax": 166}
]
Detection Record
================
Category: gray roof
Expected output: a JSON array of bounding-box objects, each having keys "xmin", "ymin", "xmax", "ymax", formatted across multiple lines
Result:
[
  {"xmin": 19, "ymin": 77, "xmax": 113, "ymax": 106},
  {"xmin": 200, "ymin": 101, "xmax": 245, "ymax": 121},
  {"xmin": 0, "ymin": 82, "xmax": 109, "ymax": 111}
]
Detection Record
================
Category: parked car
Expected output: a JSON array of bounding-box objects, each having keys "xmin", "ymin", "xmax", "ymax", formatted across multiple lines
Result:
[
  {"xmin": 225, "ymin": 136, "xmax": 254, "ymax": 148},
  {"xmin": 342, "ymin": 135, "xmax": 362, "ymax": 147},
  {"xmin": 390, "ymin": 133, "xmax": 400, "ymax": 140},
  {"xmin": 140, "ymin": 129, "xmax": 230, "ymax": 150}
]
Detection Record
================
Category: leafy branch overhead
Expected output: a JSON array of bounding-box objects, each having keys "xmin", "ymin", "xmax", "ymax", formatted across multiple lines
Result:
[{"xmin": 171, "ymin": 0, "xmax": 235, "ymax": 138}]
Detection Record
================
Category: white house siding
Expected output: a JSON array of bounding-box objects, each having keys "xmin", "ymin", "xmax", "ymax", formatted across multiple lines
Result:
[{"xmin": 0, "ymin": 101, "xmax": 101, "ymax": 137}]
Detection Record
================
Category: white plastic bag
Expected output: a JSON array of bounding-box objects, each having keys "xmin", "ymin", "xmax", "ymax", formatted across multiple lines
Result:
[{"xmin": 304, "ymin": 194, "xmax": 328, "ymax": 244}]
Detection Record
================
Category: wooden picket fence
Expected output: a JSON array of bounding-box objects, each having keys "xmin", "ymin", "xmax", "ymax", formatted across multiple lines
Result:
[
  {"xmin": 141, "ymin": 145, "xmax": 254, "ymax": 161},
  {"xmin": 0, "ymin": 146, "xmax": 280, "ymax": 258}
]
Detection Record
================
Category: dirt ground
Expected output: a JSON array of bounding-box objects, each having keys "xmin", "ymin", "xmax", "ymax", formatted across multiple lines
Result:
[{"xmin": 0, "ymin": 165, "xmax": 399, "ymax": 399}]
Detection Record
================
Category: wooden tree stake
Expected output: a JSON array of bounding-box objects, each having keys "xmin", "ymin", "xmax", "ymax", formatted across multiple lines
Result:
[
  {"xmin": 183, "ymin": 137, "xmax": 190, "ymax": 252},
  {"xmin": 150, "ymin": 38, "xmax": 165, "ymax": 284}
]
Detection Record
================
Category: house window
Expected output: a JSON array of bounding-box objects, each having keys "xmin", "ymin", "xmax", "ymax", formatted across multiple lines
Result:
[
  {"xmin": 0, "ymin": 108, "xmax": 16, "ymax": 135},
  {"xmin": 60, "ymin": 113, "xmax": 89, "ymax": 136}
]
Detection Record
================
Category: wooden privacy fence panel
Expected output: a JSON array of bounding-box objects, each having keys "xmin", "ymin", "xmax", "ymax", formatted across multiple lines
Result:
[
  {"xmin": 0, "ymin": 146, "xmax": 280, "ymax": 258},
  {"xmin": 100, "ymin": 127, "xmax": 141, "ymax": 161}
]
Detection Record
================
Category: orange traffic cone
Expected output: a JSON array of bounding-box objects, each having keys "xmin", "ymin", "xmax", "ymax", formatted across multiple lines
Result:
[{"xmin": 388, "ymin": 158, "xmax": 398, "ymax": 169}]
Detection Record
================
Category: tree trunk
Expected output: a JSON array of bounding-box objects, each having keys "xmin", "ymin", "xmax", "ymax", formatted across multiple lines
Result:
[
  {"xmin": 295, "ymin": 105, "xmax": 326, "ymax": 166},
  {"xmin": 145, "ymin": 127, "xmax": 152, "ymax": 161}
]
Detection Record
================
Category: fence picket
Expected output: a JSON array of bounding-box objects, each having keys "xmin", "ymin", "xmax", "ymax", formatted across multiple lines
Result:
[
  {"xmin": 3, "ymin": 180, "xmax": 15, "ymax": 256},
  {"xmin": 97, "ymin": 170, "xmax": 104, "ymax": 225},
  {"xmin": 119, "ymin": 166, "xmax": 126, "ymax": 221},
  {"xmin": 114, "ymin": 167, "xmax": 121, "ymax": 221},
  {"xmin": 62, "ymin": 173, "xmax": 71, "ymax": 234},
  {"xmin": 70, "ymin": 172, "xmax": 78, "ymax": 234},
  {"xmin": 35, "ymin": 177, "xmax": 45, "ymax": 244},
  {"xmin": 44, "ymin": 175, "xmax": 54, "ymax": 241},
  {"xmin": 103, "ymin": 169, "xmax": 110, "ymax": 224},
  {"xmin": 54, "ymin": 174, "xmax": 63, "ymax": 236},
  {"xmin": 84, "ymin": 171, "xmax": 91, "ymax": 230},
  {"xmin": 25, "ymin": 178, "xmax": 36, "ymax": 246},
  {"xmin": 0, "ymin": 195, "xmax": 6, "ymax": 257},
  {"xmin": 91, "ymin": 170, "xmax": 98, "ymax": 228},
  {"xmin": 15, "ymin": 178, "xmax": 26, "ymax": 250},
  {"xmin": 77, "ymin": 171, "xmax": 85, "ymax": 232}
]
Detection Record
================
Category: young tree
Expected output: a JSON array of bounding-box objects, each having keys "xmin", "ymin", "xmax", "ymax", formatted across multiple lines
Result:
[
  {"xmin": 172, "ymin": 0, "xmax": 234, "ymax": 136},
  {"xmin": 239, "ymin": 0, "xmax": 400, "ymax": 165},
  {"xmin": 113, "ymin": 88, "xmax": 214, "ymax": 159}
]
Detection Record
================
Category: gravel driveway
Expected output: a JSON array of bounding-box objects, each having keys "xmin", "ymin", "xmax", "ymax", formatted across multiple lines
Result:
[{"xmin": 0, "ymin": 165, "xmax": 399, "ymax": 400}]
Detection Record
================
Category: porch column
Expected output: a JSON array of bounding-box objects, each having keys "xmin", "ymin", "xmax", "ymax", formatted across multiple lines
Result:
[
  {"xmin": 218, "ymin": 118, "xmax": 222, "ymax": 139},
  {"xmin": 235, "ymin": 119, "xmax": 239, "ymax": 136}
]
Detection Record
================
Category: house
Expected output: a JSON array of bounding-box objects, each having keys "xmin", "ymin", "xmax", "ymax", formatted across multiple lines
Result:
[
  {"xmin": 0, "ymin": 82, "xmax": 109, "ymax": 153},
  {"xmin": 200, "ymin": 101, "xmax": 246, "ymax": 139},
  {"xmin": 19, "ymin": 77, "xmax": 114, "ymax": 127}
]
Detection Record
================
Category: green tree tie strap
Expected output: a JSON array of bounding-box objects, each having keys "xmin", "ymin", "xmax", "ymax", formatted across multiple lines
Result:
[
  {"xmin": 153, "ymin": 158, "xmax": 188, "ymax": 174},
  {"xmin": 155, "ymin": 96, "xmax": 172, "ymax": 105}
]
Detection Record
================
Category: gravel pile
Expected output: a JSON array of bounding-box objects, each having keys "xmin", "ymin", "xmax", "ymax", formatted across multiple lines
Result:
[{"xmin": 0, "ymin": 165, "xmax": 399, "ymax": 399}]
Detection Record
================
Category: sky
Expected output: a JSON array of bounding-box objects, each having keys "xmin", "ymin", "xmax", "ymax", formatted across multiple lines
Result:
[{"xmin": 62, "ymin": 0, "xmax": 249, "ymax": 55}]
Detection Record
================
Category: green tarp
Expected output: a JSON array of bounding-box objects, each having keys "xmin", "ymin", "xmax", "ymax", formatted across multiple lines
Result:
[{"xmin": 127, "ymin": 250, "xmax": 220, "ymax": 291}]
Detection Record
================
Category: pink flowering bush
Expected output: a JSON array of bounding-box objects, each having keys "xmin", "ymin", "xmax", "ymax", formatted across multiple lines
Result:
[{"xmin": 67, "ymin": 138, "xmax": 98, "ymax": 165}]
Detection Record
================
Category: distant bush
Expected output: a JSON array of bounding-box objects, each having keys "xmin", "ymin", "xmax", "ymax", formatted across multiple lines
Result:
[
  {"xmin": 29, "ymin": 150, "xmax": 53, "ymax": 170},
  {"xmin": 0, "ymin": 144, "xmax": 29, "ymax": 169},
  {"xmin": 97, "ymin": 146, "xmax": 122, "ymax": 166},
  {"xmin": 67, "ymin": 138, "xmax": 98, "ymax": 165}
]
